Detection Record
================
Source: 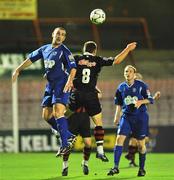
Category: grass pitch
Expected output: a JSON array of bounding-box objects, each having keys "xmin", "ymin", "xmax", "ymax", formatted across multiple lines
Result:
[{"xmin": 0, "ymin": 152, "xmax": 174, "ymax": 180}]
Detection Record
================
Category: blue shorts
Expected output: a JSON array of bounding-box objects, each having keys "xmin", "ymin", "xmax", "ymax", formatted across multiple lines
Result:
[
  {"xmin": 41, "ymin": 79, "xmax": 70, "ymax": 107},
  {"xmin": 117, "ymin": 112, "xmax": 149, "ymax": 140}
]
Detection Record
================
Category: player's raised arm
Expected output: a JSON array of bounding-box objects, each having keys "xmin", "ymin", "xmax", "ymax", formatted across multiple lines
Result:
[
  {"xmin": 153, "ymin": 91, "xmax": 161, "ymax": 100},
  {"xmin": 12, "ymin": 59, "xmax": 32, "ymax": 83},
  {"xmin": 113, "ymin": 42, "xmax": 137, "ymax": 64}
]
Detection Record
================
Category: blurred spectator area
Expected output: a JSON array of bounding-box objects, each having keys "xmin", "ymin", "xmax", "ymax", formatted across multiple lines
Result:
[
  {"xmin": 0, "ymin": 79, "xmax": 174, "ymax": 130},
  {"xmin": 0, "ymin": 49, "xmax": 174, "ymax": 130},
  {"xmin": 0, "ymin": 17, "xmax": 152, "ymax": 52},
  {"xmin": 1, "ymin": 0, "xmax": 174, "ymax": 50}
]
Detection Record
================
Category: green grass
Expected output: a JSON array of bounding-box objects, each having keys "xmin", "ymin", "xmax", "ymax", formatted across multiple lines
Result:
[{"xmin": 0, "ymin": 153, "xmax": 174, "ymax": 180}]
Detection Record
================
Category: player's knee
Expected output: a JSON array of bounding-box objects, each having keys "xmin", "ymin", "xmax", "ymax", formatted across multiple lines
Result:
[
  {"xmin": 129, "ymin": 138, "xmax": 138, "ymax": 146},
  {"xmin": 138, "ymin": 144, "xmax": 146, "ymax": 154},
  {"xmin": 64, "ymin": 108, "xmax": 74, "ymax": 118},
  {"xmin": 84, "ymin": 138, "xmax": 91, "ymax": 147},
  {"xmin": 85, "ymin": 143, "xmax": 91, "ymax": 148},
  {"xmin": 145, "ymin": 137, "xmax": 149, "ymax": 144},
  {"xmin": 53, "ymin": 111, "xmax": 64, "ymax": 119},
  {"xmin": 93, "ymin": 120, "xmax": 102, "ymax": 126},
  {"xmin": 42, "ymin": 113, "xmax": 51, "ymax": 121},
  {"xmin": 92, "ymin": 113, "xmax": 103, "ymax": 126},
  {"xmin": 116, "ymin": 135, "xmax": 125, "ymax": 146}
]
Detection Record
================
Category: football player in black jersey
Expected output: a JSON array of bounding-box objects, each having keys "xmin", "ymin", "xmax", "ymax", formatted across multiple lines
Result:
[
  {"xmin": 62, "ymin": 107, "xmax": 91, "ymax": 176},
  {"xmin": 67, "ymin": 41, "xmax": 137, "ymax": 162},
  {"xmin": 61, "ymin": 87, "xmax": 102, "ymax": 176}
]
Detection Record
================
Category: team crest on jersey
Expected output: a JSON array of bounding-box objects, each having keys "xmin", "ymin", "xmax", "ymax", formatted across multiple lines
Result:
[
  {"xmin": 52, "ymin": 51, "xmax": 57, "ymax": 56},
  {"xmin": 132, "ymin": 88, "xmax": 136, "ymax": 92},
  {"xmin": 68, "ymin": 54, "xmax": 75, "ymax": 61}
]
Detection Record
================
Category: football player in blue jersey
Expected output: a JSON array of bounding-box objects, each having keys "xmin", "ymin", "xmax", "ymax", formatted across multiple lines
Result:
[
  {"xmin": 107, "ymin": 65, "xmax": 154, "ymax": 177},
  {"xmin": 125, "ymin": 72, "xmax": 161, "ymax": 167},
  {"xmin": 12, "ymin": 27, "xmax": 77, "ymax": 155}
]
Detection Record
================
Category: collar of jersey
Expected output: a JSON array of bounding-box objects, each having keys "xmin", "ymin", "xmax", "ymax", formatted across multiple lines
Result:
[{"xmin": 83, "ymin": 52, "xmax": 94, "ymax": 56}]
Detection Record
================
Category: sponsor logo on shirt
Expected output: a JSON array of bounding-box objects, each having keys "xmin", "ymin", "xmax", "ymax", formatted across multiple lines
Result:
[
  {"xmin": 124, "ymin": 96, "xmax": 138, "ymax": 105},
  {"xmin": 132, "ymin": 88, "xmax": 136, "ymax": 92},
  {"xmin": 78, "ymin": 59, "xmax": 96, "ymax": 67},
  {"xmin": 52, "ymin": 52, "xmax": 57, "ymax": 56},
  {"xmin": 44, "ymin": 60, "xmax": 55, "ymax": 68}
]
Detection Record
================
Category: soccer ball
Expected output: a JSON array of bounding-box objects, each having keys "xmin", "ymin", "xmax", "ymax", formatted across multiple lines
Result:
[{"xmin": 90, "ymin": 9, "xmax": 106, "ymax": 25}]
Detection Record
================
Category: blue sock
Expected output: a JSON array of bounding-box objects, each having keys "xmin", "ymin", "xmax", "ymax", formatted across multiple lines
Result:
[
  {"xmin": 55, "ymin": 117, "xmax": 69, "ymax": 147},
  {"xmin": 139, "ymin": 153, "xmax": 146, "ymax": 170},
  {"xmin": 114, "ymin": 145, "xmax": 123, "ymax": 167},
  {"xmin": 67, "ymin": 130, "xmax": 74, "ymax": 138},
  {"xmin": 47, "ymin": 117, "xmax": 73, "ymax": 138},
  {"xmin": 47, "ymin": 117, "xmax": 57, "ymax": 131}
]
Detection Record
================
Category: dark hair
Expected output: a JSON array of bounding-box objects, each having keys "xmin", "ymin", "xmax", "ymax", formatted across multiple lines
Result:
[
  {"xmin": 53, "ymin": 27, "xmax": 66, "ymax": 35},
  {"xmin": 83, "ymin": 41, "xmax": 97, "ymax": 53},
  {"xmin": 57, "ymin": 27, "xmax": 66, "ymax": 32}
]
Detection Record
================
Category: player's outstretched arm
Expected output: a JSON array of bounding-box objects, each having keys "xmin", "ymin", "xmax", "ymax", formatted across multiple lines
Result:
[
  {"xmin": 12, "ymin": 59, "xmax": 32, "ymax": 83},
  {"xmin": 113, "ymin": 42, "xmax": 137, "ymax": 64}
]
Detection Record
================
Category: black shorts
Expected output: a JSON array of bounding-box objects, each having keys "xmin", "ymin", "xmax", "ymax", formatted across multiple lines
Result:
[
  {"xmin": 69, "ymin": 90, "xmax": 102, "ymax": 116},
  {"xmin": 67, "ymin": 112, "xmax": 91, "ymax": 138}
]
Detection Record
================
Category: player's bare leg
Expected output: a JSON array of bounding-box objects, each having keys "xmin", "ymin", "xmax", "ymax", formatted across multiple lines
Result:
[
  {"xmin": 42, "ymin": 107, "xmax": 61, "ymax": 138},
  {"xmin": 42, "ymin": 107, "xmax": 56, "ymax": 131},
  {"xmin": 125, "ymin": 137, "xmax": 138, "ymax": 167}
]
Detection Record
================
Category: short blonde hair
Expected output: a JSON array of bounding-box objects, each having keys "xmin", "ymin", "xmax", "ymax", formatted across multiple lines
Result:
[
  {"xmin": 124, "ymin": 65, "xmax": 137, "ymax": 73},
  {"xmin": 135, "ymin": 72, "xmax": 143, "ymax": 80}
]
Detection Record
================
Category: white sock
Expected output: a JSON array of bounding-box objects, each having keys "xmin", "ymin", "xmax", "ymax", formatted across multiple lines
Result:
[
  {"xmin": 97, "ymin": 145, "xmax": 104, "ymax": 155},
  {"xmin": 63, "ymin": 161, "xmax": 68, "ymax": 169},
  {"xmin": 51, "ymin": 128, "xmax": 60, "ymax": 137},
  {"xmin": 82, "ymin": 160, "xmax": 88, "ymax": 166}
]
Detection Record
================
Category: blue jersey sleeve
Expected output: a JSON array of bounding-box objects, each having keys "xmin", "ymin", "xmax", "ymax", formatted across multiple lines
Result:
[
  {"xmin": 141, "ymin": 83, "xmax": 154, "ymax": 104},
  {"xmin": 114, "ymin": 89, "xmax": 123, "ymax": 105},
  {"xmin": 28, "ymin": 47, "xmax": 43, "ymax": 63},
  {"xmin": 63, "ymin": 46, "xmax": 76, "ymax": 70}
]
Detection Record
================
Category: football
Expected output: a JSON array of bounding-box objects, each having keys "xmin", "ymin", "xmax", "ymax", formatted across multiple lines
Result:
[{"xmin": 90, "ymin": 9, "xmax": 106, "ymax": 25}]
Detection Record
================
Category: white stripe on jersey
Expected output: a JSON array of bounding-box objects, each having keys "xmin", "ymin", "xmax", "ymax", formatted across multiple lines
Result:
[{"xmin": 59, "ymin": 51, "xmax": 63, "ymax": 59}]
